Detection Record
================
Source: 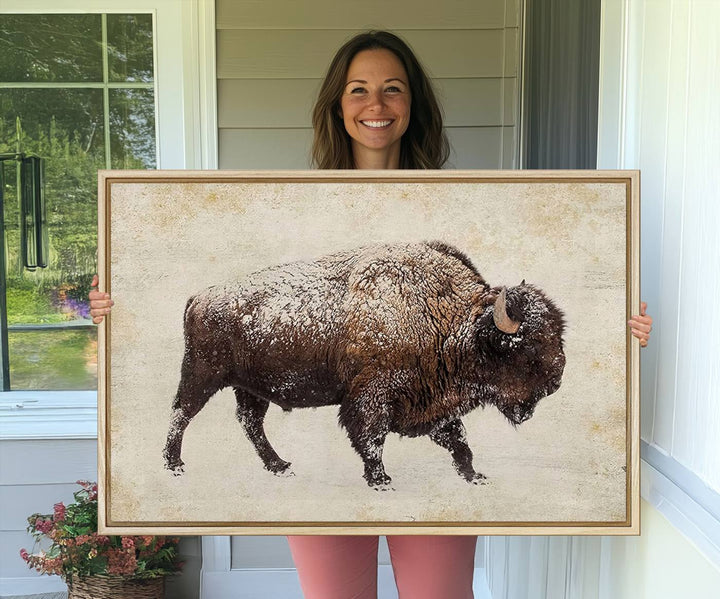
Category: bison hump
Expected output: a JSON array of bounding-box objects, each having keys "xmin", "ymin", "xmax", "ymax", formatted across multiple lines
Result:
[{"xmin": 424, "ymin": 241, "xmax": 482, "ymax": 278}]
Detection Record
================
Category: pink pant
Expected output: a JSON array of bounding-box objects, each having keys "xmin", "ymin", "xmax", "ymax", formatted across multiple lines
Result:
[{"xmin": 287, "ymin": 535, "xmax": 477, "ymax": 599}]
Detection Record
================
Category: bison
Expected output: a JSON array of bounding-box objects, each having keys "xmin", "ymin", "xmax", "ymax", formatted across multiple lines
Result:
[{"xmin": 162, "ymin": 241, "xmax": 566, "ymax": 488}]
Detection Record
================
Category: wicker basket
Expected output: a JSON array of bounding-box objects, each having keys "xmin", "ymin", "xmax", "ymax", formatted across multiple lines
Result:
[{"xmin": 67, "ymin": 575, "xmax": 164, "ymax": 599}]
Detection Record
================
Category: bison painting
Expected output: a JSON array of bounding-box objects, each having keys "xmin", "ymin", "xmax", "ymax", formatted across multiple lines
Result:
[{"xmin": 163, "ymin": 242, "xmax": 566, "ymax": 489}]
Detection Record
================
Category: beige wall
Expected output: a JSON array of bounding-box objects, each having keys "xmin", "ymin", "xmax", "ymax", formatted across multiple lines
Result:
[
  {"xmin": 485, "ymin": 499, "xmax": 720, "ymax": 599},
  {"xmin": 604, "ymin": 500, "xmax": 720, "ymax": 599},
  {"xmin": 216, "ymin": 0, "xmax": 521, "ymax": 169}
]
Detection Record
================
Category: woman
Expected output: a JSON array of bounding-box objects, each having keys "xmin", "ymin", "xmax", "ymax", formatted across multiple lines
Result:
[{"xmin": 90, "ymin": 31, "xmax": 652, "ymax": 599}]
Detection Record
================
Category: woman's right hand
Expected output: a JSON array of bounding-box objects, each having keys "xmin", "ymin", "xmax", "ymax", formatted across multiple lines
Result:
[{"xmin": 89, "ymin": 275, "xmax": 114, "ymax": 324}]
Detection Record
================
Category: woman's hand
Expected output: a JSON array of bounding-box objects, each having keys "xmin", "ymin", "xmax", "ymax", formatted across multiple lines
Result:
[
  {"xmin": 628, "ymin": 301, "xmax": 652, "ymax": 348},
  {"xmin": 89, "ymin": 274, "xmax": 114, "ymax": 324}
]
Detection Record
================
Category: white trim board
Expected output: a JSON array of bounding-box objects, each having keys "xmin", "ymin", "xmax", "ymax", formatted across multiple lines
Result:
[
  {"xmin": 0, "ymin": 392, "xmax": 96, "ymax": 440},
  {"xmin": 642, "ymin": 441, "xmax": 720, "ymax": 522},
  {"xmin": 641, "ymin": 455, "xmax": 720, "ymax": 568}
]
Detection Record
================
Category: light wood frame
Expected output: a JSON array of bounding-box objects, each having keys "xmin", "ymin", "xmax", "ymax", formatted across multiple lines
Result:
[{"xmin": 98, "ymin": 169, "xmax": 640, "ymax": 535}]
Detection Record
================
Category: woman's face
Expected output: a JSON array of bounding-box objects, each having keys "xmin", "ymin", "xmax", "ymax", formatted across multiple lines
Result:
[{"xmin": 340, "ymin": 49, "xmax": 411, "ymax": 167}]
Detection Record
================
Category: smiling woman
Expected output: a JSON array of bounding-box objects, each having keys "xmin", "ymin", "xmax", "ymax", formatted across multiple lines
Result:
[
  {"xmin": 339, "ymin": 49, "xmax": 412, "ymax": 169},
  {"xmin": 311, "ymin": 30, "xmax": 448, "ymax": 170}
]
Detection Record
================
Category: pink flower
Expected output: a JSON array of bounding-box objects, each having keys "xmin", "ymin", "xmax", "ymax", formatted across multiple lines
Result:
[
  {"xmin": 107, "ymin": 548, "xmax": 137, "ymax": 576},
  {"xmin": 34, "ymin": 518, "xmax": 54, "ymax": 534},
  {"xmin": 19, "ymin": 548, "xmax": 29, "ymax": 562},
  {"xmin": 53, "ymin": 502, "xmax": 66, "ymax": 522},
  {"xmin": 75, "ymin": 534, "xmax": 91, "ymax": 545},
  {"xmin": 121, "ymin": 537, "xmax": 135, "ymax": 549},
  {"xmin": 43, "ymin": 556, "xmax": 64, "ymax": 576}
]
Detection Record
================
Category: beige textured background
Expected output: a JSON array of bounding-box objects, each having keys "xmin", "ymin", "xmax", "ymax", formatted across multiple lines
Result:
[{"xmin": 107, "ymin": 179, "xmax": 627, "ymax": 525}]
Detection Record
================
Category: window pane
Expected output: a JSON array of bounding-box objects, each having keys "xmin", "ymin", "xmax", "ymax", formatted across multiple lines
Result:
[
  {"xmin": 8, "ymin": 329, "xmax": 97, "ymax": 390},
  {"xmin": 0, "ymin": 12, "xmax": 156, "ymax": 391},
  {"xmin": 0, "ymin": 14, "xmax": 102, "ymax": 82},
  {"xmin": 110, "ymin": 89, "xmax": 157, "ymax": 168},
  {"xmin": 0, "ymin": 89, "xmax": 106, "ymax": 161},
  {"xmin": 1, "ymin": 89, "xmax": 103, "ymax": 390},
  {"xmin": 1, "ymin": 88, "xmax": 104, "ymax": 287},
  {"xmin": 107, "ymin": 14, "xmax": 154, "ymax": 83}
]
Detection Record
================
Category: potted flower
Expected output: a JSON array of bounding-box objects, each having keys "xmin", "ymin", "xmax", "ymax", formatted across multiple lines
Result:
[{"xmin": 20, "ymin": 481, "xmax": 182, "ymax": 599}]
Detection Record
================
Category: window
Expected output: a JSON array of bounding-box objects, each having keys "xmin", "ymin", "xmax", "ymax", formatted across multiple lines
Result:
[
  {"xmin": 0, "ymin": 1, "xmax": 213, "ymax": 439},
  {"xmin": 0, "ymin": 13, "xmax": 156, "ymax": 391}
]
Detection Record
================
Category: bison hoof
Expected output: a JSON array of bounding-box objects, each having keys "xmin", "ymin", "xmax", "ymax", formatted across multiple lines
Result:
[
  {"xmin": 267, "ymin": 460, "xmax": 293, "ymax": 476},
  {"xmin": 466, "ymin": 472, "xmax": 488, "ymax": 485},
  {"xmin": 273, "ymin": 468, "xmax": 296, "ymax": 478},
  {"xmin": 365, "ymin": 471, "xmax": 392, "ymax": 489},
  {"xmin": 372, "ymin": 482, "xmax": 395, "ymax": 492},
  {"xmin": 166, "ymin": 461, "xmax": 185, "ymax": 476}
]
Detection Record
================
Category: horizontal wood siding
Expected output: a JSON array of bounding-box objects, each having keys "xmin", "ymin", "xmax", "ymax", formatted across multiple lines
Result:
[
  {"xmin": 217, "ymin": 0, "xmax": 517, "ymax": 30},
  {"xmin": 219, "ymin": 128, "xmax": 313, "ymax": 169},
  {"xmin": 219, "ymin": 78, "xmax": 517, "ymax": 128},
  {"xmin": 219, "ymin": 126, "xmax": 513, "ymax": 169},
  {"xmin": 217, "ymin": 30, "xmax": 513, "ymax": 79},
  {"xmin": 0, "ymin": 440, "xmax": 96, "ymax": 485},
  {"xmin": 0, "ymin": 439, "xmax": 201, "ymax": 597},
  {"xmin": 0, "ymin": 483, "xmax": 90, "ymax": 531},
  {"xmin": 0, "ymin": 439, "xmax": 96, "ymax": 580},
  {"xmin": 217, "ymin": 0, "xmax": 521, "ymax": 170},
  {"xmin": 230, "ymin": 536, "xmax": 296, "ymax": 569}
]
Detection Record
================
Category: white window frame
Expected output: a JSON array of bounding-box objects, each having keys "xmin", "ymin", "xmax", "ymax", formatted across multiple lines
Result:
[{"xmin": 0, "ymin": 0, "xmax": 217, "ymax": 440}]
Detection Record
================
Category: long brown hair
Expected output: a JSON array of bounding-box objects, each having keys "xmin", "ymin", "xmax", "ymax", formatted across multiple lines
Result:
[{"xmin": 311, "ymin": 31, "xmax": 449, "ymax": 170}]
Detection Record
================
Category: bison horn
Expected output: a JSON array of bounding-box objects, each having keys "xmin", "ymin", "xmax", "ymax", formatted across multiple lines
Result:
[{"xmin": 493, "ymin": 287, "xmax": 520, "ymax": 334}]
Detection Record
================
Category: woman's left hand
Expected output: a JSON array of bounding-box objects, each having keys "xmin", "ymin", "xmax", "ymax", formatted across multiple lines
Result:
[{"xmin": 628, "ymin": 301, "xmax": 653, "ymax": 348}]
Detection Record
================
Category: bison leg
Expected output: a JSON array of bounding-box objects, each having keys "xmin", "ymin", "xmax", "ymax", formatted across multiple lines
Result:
[
  {"xmin": 339, "ymin": 385, "xmax": 392, "ymax": 489},
  {"xmin": 163, "ymin": 375, "xmax": 222, "ymax": 475},
  {"xmin": 234, "ymin": 388, "xmax": 293, "ymax": 475},
  {"xmin": 429, "ymin": 419, "xmax": 487, "ymax": 484}
]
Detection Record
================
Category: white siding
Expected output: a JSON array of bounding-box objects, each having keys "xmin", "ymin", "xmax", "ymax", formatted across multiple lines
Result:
[
  {"xmin": 598, "ymin": 0, "xmax": 720, "ymax": 490},
  {"xmin": 0, "ymin": 438, "xmax": 202, "ymax": 598},
  {"xmin": 485, "ymin": 1, "xmax": 720, "ymax": 597},
  {"xmin": 0, "ymin": 440, "xmax": 96, "ymax": 585}
]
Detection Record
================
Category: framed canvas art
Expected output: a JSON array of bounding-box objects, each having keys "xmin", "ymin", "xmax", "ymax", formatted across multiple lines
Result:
[{"xmin": 97, "ymin": 170, "xmax": 640, "ymax": 535}]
